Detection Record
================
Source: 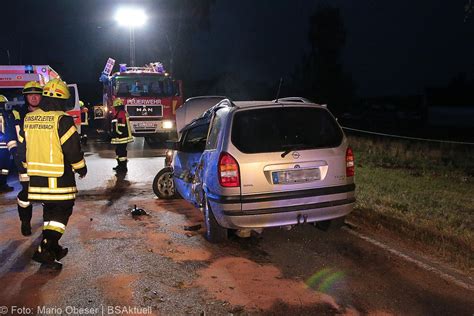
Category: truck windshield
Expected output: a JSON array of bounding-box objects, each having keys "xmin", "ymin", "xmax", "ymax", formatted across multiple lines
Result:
[{"xmin": 114, "ymin": 76, "xmax": 178, "ymax": 98}]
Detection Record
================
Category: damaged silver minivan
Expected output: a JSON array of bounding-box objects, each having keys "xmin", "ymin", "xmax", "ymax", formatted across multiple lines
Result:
[{"xmin": 153, "ymin": 97, "xmax": 356, "ymax": 243}]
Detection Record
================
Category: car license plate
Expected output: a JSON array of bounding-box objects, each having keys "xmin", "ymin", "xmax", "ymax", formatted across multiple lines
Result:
[
  {"xmin": 136, "ymin": 122, "xmax": 156, "ymax": 128},
  {"xmin": 272, "ymin": 168, "xmax": 321, "ymax": 184}
]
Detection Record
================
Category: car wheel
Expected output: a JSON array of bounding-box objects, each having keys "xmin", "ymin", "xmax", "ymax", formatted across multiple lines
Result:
[
  {"xmin": 153, "ymin": 167, "xmax": 176, "ymax": 199},
  {"xmin": 203, "ymin": 194, "xmax": 228, "ymax": 243}
]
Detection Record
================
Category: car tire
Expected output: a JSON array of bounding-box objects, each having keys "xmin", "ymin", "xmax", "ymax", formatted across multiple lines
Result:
[
  {"xmin": 203, "ymin": 194, "xmax": 228, "ymax": 243},
  {"xmin": 153, "ymin": 167, "xmax": 176, "ymax": 199}
]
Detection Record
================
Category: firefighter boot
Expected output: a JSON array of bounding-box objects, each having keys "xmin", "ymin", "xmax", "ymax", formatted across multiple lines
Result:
[
  {"xmin": 81, "ymin": 134, "xmax": 88, "ymax": 145},
  {"xmin": 52, "ymin": 245, "xmax": 68, "ymax": 261},
  {"xmin": 113, "ymin": 158, "xmax": 120, "ymax": 171},
  {"xmin": 0, "ymin": 174, "xmax": 14, "ymax": 193},
  {"xmin": 45, "ymin": 230, "xmax": 69, "ymax": 261},
  {"xmin": 115, "ymin": 160, "xmax": 128, "ymax": 173},
  {"xmin": 32, "ymin": 239, "xmax": 56, "ymax": 264},
  {"xmin": 19, "ymin": 204, "xmax": 33, "ymax": 236},
  {"xmin": 21, "ymin": 221, "xmax": 32, "ymax": 236},
  {"xmin": 0, "ymin": 184, "xmax": 14, "ymax": 193}
]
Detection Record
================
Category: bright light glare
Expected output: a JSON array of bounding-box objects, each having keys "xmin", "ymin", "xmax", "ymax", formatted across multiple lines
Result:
[
  {"xmin": 115, "ymin": 7, "xmax": 147, "ymax": 27},
  {"xmin": 163, "ymin": 120, "xmax": 173, "ymax": 129}
]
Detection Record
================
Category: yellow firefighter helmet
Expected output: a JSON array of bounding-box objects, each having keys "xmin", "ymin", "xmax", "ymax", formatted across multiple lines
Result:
[
  {"xmin": 22, "ymin": 81, "xmax": 43, "ymax": 95},
  {"xmin": 113, "ymin": 98, "xmax": 124, "ymax": 107},
  {"xmin": 79, "ymin": 100, "xmax": 84, "ymax": 107},
  {"xmin": 42, "ymin": 78, "xmax": 70, "ymax": 99},
  {"xmin": 0, "ymin": 95, "xmax": 8, "ymax": 103}
]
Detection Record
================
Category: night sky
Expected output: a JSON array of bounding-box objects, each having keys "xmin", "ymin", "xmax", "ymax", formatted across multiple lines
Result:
[{"xmin": 1, "ymin": 0, "xmax": 473, "ymax": 101}]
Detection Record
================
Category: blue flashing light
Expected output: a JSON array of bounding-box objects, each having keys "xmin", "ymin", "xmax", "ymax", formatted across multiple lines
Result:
[
  {"xmin": 156, "ymin": 63, "xmax": 165, "ymax": 73},
  {"xmin": 99, "ymin": 72, "xmax": 109, "ymax": 83},
  {"xmin": 25, "ymin": 65, "xmax": 34, "ymax": 74},
  {"xmin": 119, "ymin": 64, "xmax": 127, "ymax": 72}
]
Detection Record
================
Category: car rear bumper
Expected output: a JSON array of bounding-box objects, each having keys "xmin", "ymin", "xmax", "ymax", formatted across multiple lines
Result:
[
  {"xmin": 207, "ymin": 183, "xmax": 355, "ymax": 229},
  {"xmin": 220, "ymin": 198, "xmax": 354, "ymax": 229}
]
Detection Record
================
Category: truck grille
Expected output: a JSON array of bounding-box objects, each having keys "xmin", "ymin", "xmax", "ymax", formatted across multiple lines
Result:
[{"xmin": 127, "ymin": 105, "xmax": 163, "ymax": 117}]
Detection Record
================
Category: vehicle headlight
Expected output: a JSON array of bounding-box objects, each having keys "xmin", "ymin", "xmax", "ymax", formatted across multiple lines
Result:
[{"xmin": 162, "ymin": 120, "xmax": 173, "ymax": 129}]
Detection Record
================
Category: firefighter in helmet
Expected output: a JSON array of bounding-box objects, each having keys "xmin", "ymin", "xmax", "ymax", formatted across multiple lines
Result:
[
  {"xmin": 111, "ymin": 98, "xmax": 133, "ymax": 173},
  {"xmin": 18, "ymin": 78, "xmax": 87, "ymax": 268},
  {"xmin": 12, "ymin": 81, "xmax": 43, "ymax": 235},
  {"xmin": 79, "ymin": 100, "xmax": 89, "ymax": 145},
  {"xmin": 0, "ymin": 95, "xmax": 17, "ymax": 193}
]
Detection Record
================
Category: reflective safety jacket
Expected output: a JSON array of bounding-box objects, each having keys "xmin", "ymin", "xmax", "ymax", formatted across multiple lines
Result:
[
  {"xmin": 20, "ymin": 109, "xmax": 86, "ymax": 201},
  {"xmin": 0, "ymin": 109, "xmax": 17, "ymax": 148},
  {"xmin": 13, "ymin": 109, "xmax": 30, "ymax": 182},
  {"xmin": 111, "ymin": 109, "xmax": 133, "ymax": 144}
]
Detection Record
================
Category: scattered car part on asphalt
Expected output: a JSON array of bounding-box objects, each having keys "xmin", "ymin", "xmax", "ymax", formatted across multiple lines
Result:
[
  {"xmin": 131, "ymin": 205, "xmax": 148, "ymax": 216},
  {"xmin": 184, "ymin": 224, "xmax": 202, "ymax": 231}
]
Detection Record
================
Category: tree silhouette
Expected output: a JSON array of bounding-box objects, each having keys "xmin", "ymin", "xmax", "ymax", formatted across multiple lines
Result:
[
  {"xmin": 158, "ymin": 0, "xmax": 216, "ymax": 78},
  {"xmin": 298, "ymin": 5, "xmax": 355, "ymax": 113}
]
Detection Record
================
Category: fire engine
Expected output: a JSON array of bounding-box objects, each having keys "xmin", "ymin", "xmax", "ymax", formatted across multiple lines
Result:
[
  {"xmin": 99, "ymin": 59, "xmax": 183, "ymax": 140},
  {"xmin": 0, "ymin": 65, "xmax": 82, "ymax": 131}
]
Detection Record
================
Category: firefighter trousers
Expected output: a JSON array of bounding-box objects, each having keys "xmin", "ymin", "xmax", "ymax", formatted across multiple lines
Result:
[
  {"xmin": 42, "ymin": 201, "xmax": 74, "ymax": 245},
  {"xmin": 115, "ymin": 143, "xmax": 128, "ymax": 162},
  {"xmin": 0, "ymin": 148, "xmax": 9, "ymax": 186},
  {"xmin": 17, "ymin": 181, "xmax": 32, "ymax": 223}
]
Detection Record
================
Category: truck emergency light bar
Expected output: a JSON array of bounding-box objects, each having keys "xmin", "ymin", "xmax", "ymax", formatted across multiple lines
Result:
[{"xmin": 118, "ymin": 62, "xmax": 167, "ymax": 75}]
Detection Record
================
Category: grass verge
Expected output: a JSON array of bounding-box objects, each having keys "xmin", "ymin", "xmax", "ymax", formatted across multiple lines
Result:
[{"xmin": 346, "ymin": 135, "xmax": 474, "ymax": 271}]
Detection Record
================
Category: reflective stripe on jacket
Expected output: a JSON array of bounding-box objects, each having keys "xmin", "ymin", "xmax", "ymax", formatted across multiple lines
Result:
[{"xmin": 111, "ymin": 110, "xmax": 134, "ymax": 144}]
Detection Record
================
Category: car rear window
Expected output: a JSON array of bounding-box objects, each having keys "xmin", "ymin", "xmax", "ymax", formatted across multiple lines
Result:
[{"xmin": 231, "ymin": 106, "xmax": 343, "ymax": 154}]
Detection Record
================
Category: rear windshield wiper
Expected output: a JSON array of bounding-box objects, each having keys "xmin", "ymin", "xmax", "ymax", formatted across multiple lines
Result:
[{"xmin": 281, "ymin": 144, "xmax": 312, "ymax": 158}]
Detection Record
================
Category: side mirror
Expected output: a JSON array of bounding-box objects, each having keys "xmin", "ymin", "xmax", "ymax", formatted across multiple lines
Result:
[{"xmin": 165, "ymin": 140, "xmax": 179, "ymax": 151}]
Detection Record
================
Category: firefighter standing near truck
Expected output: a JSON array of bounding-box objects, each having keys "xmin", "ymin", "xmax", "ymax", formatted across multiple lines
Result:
[
  {"xmin": 111, "ymin": 98, "xmax": 133, "ymax": 173},
  {"xmin": 13, "ymin": 81, "xmax": 43, "ymax": 236},
  {"xmin": 18, "ymin": 78, "xmax": 87, "ymax": 268},
  {"xmin": 80, "ymin": 100, "xmax": 89, "ymax": 145},
  {"xmin": 0, "ymin": 95, "xmax": 17, "ymax": 193}
]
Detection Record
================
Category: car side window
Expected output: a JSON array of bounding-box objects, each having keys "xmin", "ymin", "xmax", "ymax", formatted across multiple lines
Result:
[
  {"xmin": 206, "ymin": 108, "xmax": 227, "ymax": 150},
  {"xmin": 180, "ymin": 123, "xmax": 210, "ymax": 153}
]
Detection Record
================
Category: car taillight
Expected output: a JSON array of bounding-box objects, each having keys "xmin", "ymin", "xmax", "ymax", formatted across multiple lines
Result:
[
  {"xmin": 218, "ymin": 152, "xmax": 240, "ymax": 187},
  {"xmin": 346, "ymin": 147, "xmax": 355, "ymax": 177}
]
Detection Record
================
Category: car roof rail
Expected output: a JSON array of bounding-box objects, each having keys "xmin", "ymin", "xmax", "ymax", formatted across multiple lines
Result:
[
  {"xmin": 272, "ymin": 96, "xmax": 327, "ymax": 107},
  {"xmin": 199, "ymin": 97, "xmax": 235, "ymax": 117},
  {"xmin": 272, "ymin": 97, "xmax": 312, "ymax": 103},
  {"xmin": 184, "ymin": 95, "xmax": 227, "ymax": 103}
]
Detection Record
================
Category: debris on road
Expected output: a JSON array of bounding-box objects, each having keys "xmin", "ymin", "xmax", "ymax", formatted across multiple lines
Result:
[
  {"xmin": 130, "ymin": 205, "xmax": 148, "ymax": 216},
  {"xmin": 184, "ymin": 224, "xmax": 202, "ymax": 231}
]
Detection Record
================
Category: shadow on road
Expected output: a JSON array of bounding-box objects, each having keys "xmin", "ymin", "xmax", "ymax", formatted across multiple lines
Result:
[{"xmin": 103, "ymin": 173, "xmax": 132, "ymax": 208}]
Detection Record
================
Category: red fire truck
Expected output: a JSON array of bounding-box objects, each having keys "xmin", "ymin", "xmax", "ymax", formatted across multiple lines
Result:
[
  {"xmin": 0, "ymin": 65, "xmax": 82, "ymax": 131},
  {"xmin": 100, "ymin": 59, "xmax": 183, "ymax": 140}
]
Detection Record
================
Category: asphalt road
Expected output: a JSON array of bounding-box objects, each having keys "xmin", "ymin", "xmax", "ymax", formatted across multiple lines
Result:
[{"xmin": 0, "ymin": 138, "xmax": 473, "ymax": 315}]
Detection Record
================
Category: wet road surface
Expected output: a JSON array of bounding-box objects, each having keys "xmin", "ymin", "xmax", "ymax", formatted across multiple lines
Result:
[{"xmin": 0, "ymin": 139, "xmax": 473, "ymax": 315}]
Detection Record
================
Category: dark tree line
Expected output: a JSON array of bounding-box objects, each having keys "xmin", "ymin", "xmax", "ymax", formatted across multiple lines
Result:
[{"xmin": 293, "ymin": 5, "xmax": 355, "ymax": 114}]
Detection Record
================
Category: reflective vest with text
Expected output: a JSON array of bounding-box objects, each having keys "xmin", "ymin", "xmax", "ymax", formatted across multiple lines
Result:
[{"xmin": 24, "ymin": 109, "xmax": 66, "ymax": 177}]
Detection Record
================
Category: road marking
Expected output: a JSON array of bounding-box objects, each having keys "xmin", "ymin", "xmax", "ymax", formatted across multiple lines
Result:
[{"xmin": 342, "ymin": 226, "xmax": 474, "ymax": 291}]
